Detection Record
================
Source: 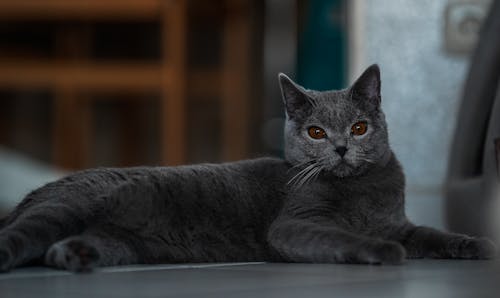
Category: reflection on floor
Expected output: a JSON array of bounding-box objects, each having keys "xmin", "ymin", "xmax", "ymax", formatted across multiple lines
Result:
[{"xmin": 0, "ymin": 260, "xmax": 499, "ymax": 298}]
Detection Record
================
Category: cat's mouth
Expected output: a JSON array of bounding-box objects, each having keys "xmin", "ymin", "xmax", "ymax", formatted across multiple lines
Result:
[
  {"xmin": 329, "ymin": 159, "xmax": 356, "ymax": 177},
  {"xmin": 337, "ymin": 160, "xmax": 354, "ymax": 169},
  {"xmin": 334, "ymin": 158, "xmax": 353, "ymax": 167}
]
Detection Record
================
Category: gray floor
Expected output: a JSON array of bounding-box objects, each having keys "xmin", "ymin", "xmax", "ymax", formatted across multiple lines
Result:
[{"xmin": 1, "ymin": 260, "xmax": 499, "ymax": 298}]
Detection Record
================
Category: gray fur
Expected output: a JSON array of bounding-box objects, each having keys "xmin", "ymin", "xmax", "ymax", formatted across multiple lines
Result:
[{"xmin": 0, "ymin": 64, "xmax": 496, "ymax": 272}]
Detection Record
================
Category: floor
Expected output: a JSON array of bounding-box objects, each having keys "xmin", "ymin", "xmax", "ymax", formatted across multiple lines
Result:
[{"xmin": 0, "ymin": 260, "xmax": 499, "ymax": 298}]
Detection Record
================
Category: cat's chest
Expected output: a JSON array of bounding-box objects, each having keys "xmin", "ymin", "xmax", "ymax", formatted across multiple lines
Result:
[
  {"xmin": 325, "ymin": 184, "xmax": 386, "ymax": 214},
  {"xmin": 313, "ymin": 180, "xmax": 403, "ymax": 232}
]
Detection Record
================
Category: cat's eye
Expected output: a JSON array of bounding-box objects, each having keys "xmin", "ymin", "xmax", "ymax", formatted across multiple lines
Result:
[
  {"xmin": 351, "ymin": 121, "xmax": 368, "ymax": 136},
  {"xmin": 308, "ymin": 126, "xmax": 327, "ymax": 139}
]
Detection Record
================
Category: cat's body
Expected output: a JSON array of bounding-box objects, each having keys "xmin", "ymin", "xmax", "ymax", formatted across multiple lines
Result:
[
  {"xmin": 0, "ymin": 65, "xmax": 496, "ymax": 272},
  {"xmin": 1, "ymin": 158, "xmax": 289, "ymax": 270}
]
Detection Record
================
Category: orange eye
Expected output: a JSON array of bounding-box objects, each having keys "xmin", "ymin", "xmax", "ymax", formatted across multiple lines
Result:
[
  {"xmin": 351, "ymin": 121, "xmax": 368, "ymax": 136},
  {"xmin": 308, "ymin": 126, "xmax": 326, "ymax": 139}
]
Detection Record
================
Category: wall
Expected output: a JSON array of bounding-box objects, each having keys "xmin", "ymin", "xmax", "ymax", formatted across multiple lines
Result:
[{"xmin": 357, "ymin": 0, "xmax": 471, "ymax": 227}]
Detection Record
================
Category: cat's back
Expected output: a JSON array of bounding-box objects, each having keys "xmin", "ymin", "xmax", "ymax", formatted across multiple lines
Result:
[
  {"xmin": 151, "ymin": 156, "xmax": 289, "ymax": 209},
  {"xmin": 10, "ymin": 157, "xmax": 289, "ymax": 223},
  {"xmin": 48, "ymin": 156, "xmax": 288, "ymax": 193}
]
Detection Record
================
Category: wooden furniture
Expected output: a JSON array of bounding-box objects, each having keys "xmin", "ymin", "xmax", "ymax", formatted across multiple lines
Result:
[{"xmin": 0, "ymin": 0, "xmax": 252, "ymax": 169}]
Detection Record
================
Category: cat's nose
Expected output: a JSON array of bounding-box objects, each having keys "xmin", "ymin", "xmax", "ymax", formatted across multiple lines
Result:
[{"xmin": 336, "ymin": 146, "xmax": 348, "ymax": 157}]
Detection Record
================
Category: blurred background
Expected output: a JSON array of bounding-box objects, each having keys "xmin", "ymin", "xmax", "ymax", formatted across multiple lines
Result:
[{"xmin": 0, "ymin": 0, "xmax": 498, "ymax": 236}]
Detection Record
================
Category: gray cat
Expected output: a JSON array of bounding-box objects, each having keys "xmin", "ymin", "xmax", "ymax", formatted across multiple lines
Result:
[{"xmin": 0, "ymin": 64, "xmax": 496, "ymax": 272}]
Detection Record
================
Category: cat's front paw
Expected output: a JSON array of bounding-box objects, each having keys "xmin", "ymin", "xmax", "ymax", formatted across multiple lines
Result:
[
  {"xmin": 45, "ymin": 238, "xmax": 100, "ymax": 272},
  {"xmin": 358, "ymin": 240, "xmax": 407, "ymax": 265},
  {"xmin": 451, "ymin": 237, "xmax": 497, "ymax": 259}
]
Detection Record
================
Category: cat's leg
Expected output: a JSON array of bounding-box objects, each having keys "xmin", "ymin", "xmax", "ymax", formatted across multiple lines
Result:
[
  {"xmin": 0, "ymin": 204, "xmax": 83, "ymax": 272},
  {"xmin": 268, "ymin": 218, "xmax": 406, "ymax": 264},
  {"xmin": 44, "ymin": 226, "xmax": 146, "ymax": 272},
  {"xmin": 397, "ymin": 224, "xmax": 496, "ymax": 259}
]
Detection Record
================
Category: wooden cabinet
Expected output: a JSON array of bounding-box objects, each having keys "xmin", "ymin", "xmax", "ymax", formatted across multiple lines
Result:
[{"xmin": 0, "ymin": 0, "xmax": 253, "ymax": 169}]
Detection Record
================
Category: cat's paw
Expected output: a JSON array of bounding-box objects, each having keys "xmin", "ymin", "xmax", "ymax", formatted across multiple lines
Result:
[
  {"xmin": 45, "ymin": 238, "xmax": 100, "ymax": 272},
  {"xmin": 358, "ymin": 240, "xmax": 407, "ymax": 265},
  {"xmin": 451, "ymin": 237, "xmax": 497, "ymax": 259}
]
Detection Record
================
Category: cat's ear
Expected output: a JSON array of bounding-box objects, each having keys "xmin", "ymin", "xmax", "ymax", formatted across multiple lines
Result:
[
  {"xmin": 278, "ymin": 73, "xmax": 312, "ymax": 119},
  {"xmin": 351, "ymin": 64, "xmax": 381, "ymax": 105}
]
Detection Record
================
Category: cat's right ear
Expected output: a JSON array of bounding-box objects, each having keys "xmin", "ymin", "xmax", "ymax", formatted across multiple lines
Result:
[
  {"xmin": 278, "ymin": 73, "xmax": 312, "ymax": 119},
  {"xmin": 350, "ymin": 64, "xmax": 381, "ymax": 106}
]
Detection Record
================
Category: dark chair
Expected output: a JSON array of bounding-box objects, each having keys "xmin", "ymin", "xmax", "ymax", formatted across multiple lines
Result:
[{"xmin": 445, "ymin": 0, "xmax": 500, "ymax": 237}]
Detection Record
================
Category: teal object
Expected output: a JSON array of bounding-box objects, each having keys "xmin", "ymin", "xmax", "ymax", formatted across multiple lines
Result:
[{"xmin": 297, "ymin": 0, "xmax": 346, "ymax": 90}]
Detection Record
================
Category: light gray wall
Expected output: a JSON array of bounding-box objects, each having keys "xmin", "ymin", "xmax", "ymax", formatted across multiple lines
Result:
[
  {"xmin": 356, "ymin": 0, "xmax": 472, "ymax": 228},
  {"xmin": 362, "ymin": 0, "xmax": 469, "ymax": 191}
]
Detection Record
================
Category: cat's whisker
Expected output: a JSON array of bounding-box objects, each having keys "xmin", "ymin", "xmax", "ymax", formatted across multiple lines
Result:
[
  {"xmin": 356, "ymin": 152, "xmax": 377, "ymax": 164},
  {"xmin": 287, "ymin": 159, "xmax": 317, "ymax": 172},
  {"xmin": 288, "ymin": 167, "xmax": 315, "ymax": 187},
  {"xmin": 287, "ymin": 163, "xmax": 317, "ymax": 186},
  {"xmin": 288, "ymin": 158, "xmax": 327, "ymax": 189},
  {"xmin": 288, "ymin": 156, "xmax": 329, "ymax": 172},
  {"xmin": 289, "ymin": 156, "xmax": 328, "ymax": 176},
  {"xmin": 296, "ymin": 165, "xmax": 324, "ymax": 188},
  {"xmin": 295, "ymin": 167, "xmax": 319, "ymax": 188},
  {"xmin": 311, "ymin": 165, "xmax": 324, "ymax": 181}
]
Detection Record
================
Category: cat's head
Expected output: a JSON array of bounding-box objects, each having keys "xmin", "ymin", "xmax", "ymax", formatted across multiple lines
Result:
[{"xmin": 279, "ymin": 64, "xmax": 390, "ymax": 179}]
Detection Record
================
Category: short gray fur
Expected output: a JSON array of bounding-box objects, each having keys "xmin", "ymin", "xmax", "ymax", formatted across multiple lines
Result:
[{"xmin": 0, "ymin": 65, "xmax": 496, "ymax": 272}]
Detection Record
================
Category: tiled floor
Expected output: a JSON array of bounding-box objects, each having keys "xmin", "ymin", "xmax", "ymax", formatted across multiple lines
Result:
[{"xmin": 0, "ymin": 260, "xmax": 499, "ymax": 298}]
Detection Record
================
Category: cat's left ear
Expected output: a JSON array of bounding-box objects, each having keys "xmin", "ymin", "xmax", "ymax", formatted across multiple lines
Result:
[
  {"xmin": 278, "ymin": 73, "xmax": 313, "ymax": 119},
  {"xmin": 351, "ymin": 64, "xmax": 381, "ymax": 105}
]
